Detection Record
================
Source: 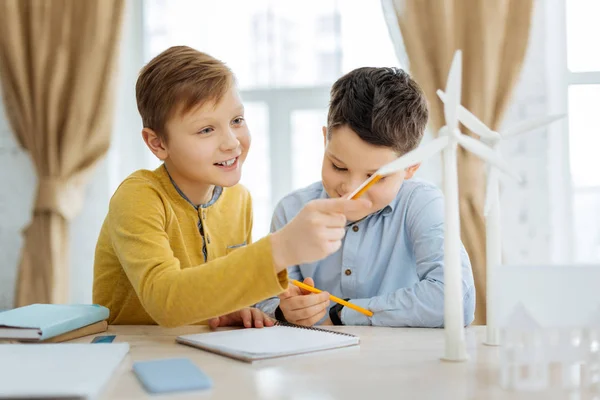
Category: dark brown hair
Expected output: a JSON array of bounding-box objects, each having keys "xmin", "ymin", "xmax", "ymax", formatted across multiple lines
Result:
[
  {"xmin": 327, "ymin": 67, "xmax": 428, "ymax": 154},
  {"xmin": 136, "ymin": 46, "xmax": 234, "ymax": 140}
]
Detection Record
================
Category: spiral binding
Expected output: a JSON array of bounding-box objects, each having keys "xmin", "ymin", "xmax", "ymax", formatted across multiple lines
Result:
[{"xmin": 274, "ymin": 320, "xmax": 357, "ymax": 338}]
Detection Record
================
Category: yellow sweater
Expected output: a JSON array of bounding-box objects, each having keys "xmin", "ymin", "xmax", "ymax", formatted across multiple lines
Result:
[{"xmin": 93, "ymin": 165, "xmax": 287, "ymax": 327}]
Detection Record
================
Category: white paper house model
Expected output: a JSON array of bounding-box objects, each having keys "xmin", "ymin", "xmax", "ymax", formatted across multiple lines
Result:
[{"xmin": 500, "ymin": 303, "xmax": 549, "ymax": 391}]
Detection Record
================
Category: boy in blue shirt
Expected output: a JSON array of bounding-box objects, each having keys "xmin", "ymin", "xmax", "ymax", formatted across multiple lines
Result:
[{"xmin": 257, "ymin": 67, "xmax": 475, "ymax": 327}]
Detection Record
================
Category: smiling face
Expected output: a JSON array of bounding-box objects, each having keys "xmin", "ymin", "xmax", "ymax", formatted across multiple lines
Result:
[
  {"xmin": 143, "ymin": 86, "xmax": 250, "ymax": 204},
  {"xmin": 321, "ymin": 125, "xmax": 420, "ymax": 222}
]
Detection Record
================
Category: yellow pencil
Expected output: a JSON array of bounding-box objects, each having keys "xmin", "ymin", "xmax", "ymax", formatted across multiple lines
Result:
[
  {"xmin": 290, "ymin": 279, "xmax": 374, "ymax": 317},
  {"xmin": 349, "ymin": 174, "xmax": 383, "ymax": 200}
]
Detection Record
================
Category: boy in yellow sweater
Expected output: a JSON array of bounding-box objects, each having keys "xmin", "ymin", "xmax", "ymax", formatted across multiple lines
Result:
[{"xmin": 93, "ymin": 46, "xmax": 370, "ymax": 328}]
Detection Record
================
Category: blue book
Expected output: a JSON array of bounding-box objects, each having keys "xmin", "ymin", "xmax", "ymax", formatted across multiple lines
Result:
[{"xmin": 0, "ymin": 304, "xmax": 109, "ymax": 341}]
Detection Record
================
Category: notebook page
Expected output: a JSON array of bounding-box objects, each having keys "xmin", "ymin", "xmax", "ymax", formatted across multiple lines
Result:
[{"xmin": 181, "ymin": 326, "xmax": 358, "ymax": 356}]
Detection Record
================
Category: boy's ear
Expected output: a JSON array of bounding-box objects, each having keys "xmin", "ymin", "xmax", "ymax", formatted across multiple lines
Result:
[
  {"xmin": 404, "ymin": 163, "xmax": 421, "ymax": 179},
  {"xmin": 322, "ymin": 126, "xmax": 327, "ymax": 147},
  {"xmin": 142, "ymin": 128, "xmax": 168, "ymax": 161}
]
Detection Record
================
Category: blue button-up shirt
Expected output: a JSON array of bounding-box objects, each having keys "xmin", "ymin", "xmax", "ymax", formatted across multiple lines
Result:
[{"xmin": 257, "ymin": 178, "xmax": 475, "ymax": 327}]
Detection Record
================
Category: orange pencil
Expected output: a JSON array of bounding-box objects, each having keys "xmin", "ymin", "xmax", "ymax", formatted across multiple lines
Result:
[
  {"xmin": 290, "ymin": 279, "xmax": 374, "ymax": 317},
  {"xmin": 349, "ymin": 174, "xmax": 383, "ymax": 199}
]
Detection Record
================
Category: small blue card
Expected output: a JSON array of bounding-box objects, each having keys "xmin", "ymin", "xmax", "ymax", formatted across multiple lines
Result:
[{"xmin": 132, "ymin": 358, "xmax": 212, "ymax": 394}]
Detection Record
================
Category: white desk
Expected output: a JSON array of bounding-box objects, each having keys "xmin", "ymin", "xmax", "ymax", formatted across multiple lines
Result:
[{"xmin": 72, "ymin": 325, "xmax": 591, "ymax": 399}]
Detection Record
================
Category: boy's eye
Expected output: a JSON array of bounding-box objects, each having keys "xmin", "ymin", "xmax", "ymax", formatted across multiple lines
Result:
[
  {"xmin": 198, "ymin": 127, "xmax": 213, "ymax": 135},
  {"xmin": 332, "ymin": 163, "xmax": 347, "ymax": 172},
  {"xmin": 232, "ymin": 117, "xmax": 245, "ymax": 126},
  {"xmin": 366, "ymin": 174, "xmax": 385, "ymax": 182}
]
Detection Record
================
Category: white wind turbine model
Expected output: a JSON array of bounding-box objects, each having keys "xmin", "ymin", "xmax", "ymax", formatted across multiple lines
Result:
[
  {"xmin": 348, "ymin": 50, "xmax": 519, "ymax": 361},
  {"xmin": 437, "ymin": 90, "xmax": 565, "ymax": 346}
]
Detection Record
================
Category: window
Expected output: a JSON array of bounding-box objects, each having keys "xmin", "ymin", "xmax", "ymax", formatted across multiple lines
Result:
[
  {"xmin": 565, "ymin": 0, "xmax": 600, "ymax": 72},
  {"xmin": 144, "ymin": 0, "xmax": 399, "ymax": 239},
  {"xmin": 563, "ymin": 0, "xmax": 600, "ymax": 262},
  {"xmin": 291, "ymin": 109, "xmax": 328, "ymax": 189}
]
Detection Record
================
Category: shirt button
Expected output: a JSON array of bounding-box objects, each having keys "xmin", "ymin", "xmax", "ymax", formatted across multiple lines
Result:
[
  {"xmin": 345, "ymin": 269, "xmax": 352, "ymax": 276},
  {"xmin": 352, "ymin": 225, "xmax": 359, "ymax": 232}
]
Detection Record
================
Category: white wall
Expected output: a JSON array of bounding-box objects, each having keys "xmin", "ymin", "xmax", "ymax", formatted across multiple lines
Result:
[
  {"xmin": 0, "ymin": 0, "xmax": 563, "ymax": 309},
  {"xmin": 0, "ymin": 99, "xmax": 36, "ymax": 310},
  {"xmin": 497, "ymin": 1, "xmax": 555, "ymax": 265}
]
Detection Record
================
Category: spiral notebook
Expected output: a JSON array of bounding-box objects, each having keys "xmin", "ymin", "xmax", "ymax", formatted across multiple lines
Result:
[{"xmin": 176, "ymin": 322, "xmax": 359, "ymax": 362}]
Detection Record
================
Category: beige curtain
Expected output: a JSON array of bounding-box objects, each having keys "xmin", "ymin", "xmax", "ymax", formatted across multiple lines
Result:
[
  {"xmin": 0, "ymin": 0, "xmax": 125, "ymax": 306},
  {"xmin": 386, "ymin": 0, "xmax": 534, "ymax": 324}
]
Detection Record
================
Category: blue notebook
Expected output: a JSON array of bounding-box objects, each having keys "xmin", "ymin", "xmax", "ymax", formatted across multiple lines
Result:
[{"xmin": 0, "ymin": 304, "xmax": 109, "ymax": 341}]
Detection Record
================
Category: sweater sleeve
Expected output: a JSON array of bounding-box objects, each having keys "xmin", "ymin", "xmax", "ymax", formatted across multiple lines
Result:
[{"xmin": 107, "ymin": 178, "xmax": 288, "ymax": 327}]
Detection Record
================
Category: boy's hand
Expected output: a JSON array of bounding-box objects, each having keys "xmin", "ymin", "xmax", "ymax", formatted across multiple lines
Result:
[
  {"xmin": 270, "ymin": 198, "xmax": 371, "ymax": 271},
  {"xmin": 208, "ymin": 308, "xmax": 275, "ymax": 329},
  {"xmin": 278, "ymin": 277, "xmax": 330, "ymax": 326}
]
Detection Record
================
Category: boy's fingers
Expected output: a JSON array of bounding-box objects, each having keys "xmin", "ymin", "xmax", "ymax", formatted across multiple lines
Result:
[
  {"xmin": 289, "ymin": 292, "xmax": 330, "ymax": 311},
  {"xmin": 239, "ymin": 308, "xmax": 252, "ymax": 328},
  {"xmin": 277, "ymin": 291, "xmax": 289, "ymax": 301},
  {"xmin": 311, "ymin": 198, "xmax": 372, "ymax": 214},
  {"xmin": 291, "ymin": 299, "xmax": 330, "ymax": 320},
  {"xmin": 326, "ymin": 213, "xmax": 346, "ymax": 228},
  {"xmin": 250, "ymin": 308, "xmax": 265, "ymax": 328},
  {"xmin": 295, "ymin": 309, "xmax": 328, "ymax": 326},
  {"xmin": 299, "ymin": 277, "xmax": 315, "ymax": 295},
  {"xmin": 264, "ymin": 317, "xmax": 275, "ymax": 327},
  {"xmin": 321, "ymin": 228, "xmax": 346, "ymax": 241},
  {"xmin": 218, "ymin": 314, "xmax": 235, "ymax": 326},
  {"xmin": 278, "ymin": 285, "xmax": 302, "ymax": 300},
  {"xmin": 317, "ymin": 212, "xmax": 348, "ymax": 228},
  {"xmin": 208, "ymin": 317, "xmax": 220, "ymax": 329},
  {"xmin": 325, "ymin": 240, "xmax": 343, "ymax": 255}
]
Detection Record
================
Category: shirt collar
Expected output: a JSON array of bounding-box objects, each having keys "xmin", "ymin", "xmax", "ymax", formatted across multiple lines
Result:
[{"xmin": 163, "ymin": 164, "xmax": 223, "ymax": 209}]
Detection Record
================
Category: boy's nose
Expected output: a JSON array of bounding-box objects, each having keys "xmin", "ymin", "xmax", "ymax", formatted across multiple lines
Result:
[
  {"xmin": 338, "ymin": 182, "xmax": 349, "ymax": 197},
  {"xmin": 221, "ymin": 129, "xmax": 240, "ymax": 151},
  {"xmin": 339, "ymin": 180, "xmax": 361, "ymax": 198}
]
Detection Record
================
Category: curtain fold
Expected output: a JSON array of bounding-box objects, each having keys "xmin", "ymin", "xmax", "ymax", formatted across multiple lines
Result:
[
  {"xmin": 384, "ymin": 0, "xmax": 535, "ymax": 324},
  {"xmin": 0, "ymin": 0, "xmax": 125, "ymax": 305}
]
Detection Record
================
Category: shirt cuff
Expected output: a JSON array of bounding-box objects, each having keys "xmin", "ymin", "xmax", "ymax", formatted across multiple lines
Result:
[
  {"xmin": 340, "ymin": 298, "xmax": 372, "ymax": 326},
  {"xmin": 255, "ymin": 298, "xmax": 280, "ymax": 319}
]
